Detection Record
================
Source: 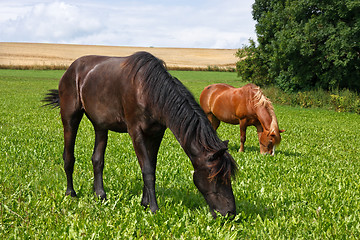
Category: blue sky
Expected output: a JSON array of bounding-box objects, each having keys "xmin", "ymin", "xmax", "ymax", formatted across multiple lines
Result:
[{"xmin": 0, "ymin": 0, "xmax": 257, "ymax": 49}]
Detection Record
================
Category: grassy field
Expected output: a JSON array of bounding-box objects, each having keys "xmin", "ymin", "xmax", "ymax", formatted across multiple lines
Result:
[{"xmin": 1, "ymin": 69, "xmax": 360, "ymax": 239}]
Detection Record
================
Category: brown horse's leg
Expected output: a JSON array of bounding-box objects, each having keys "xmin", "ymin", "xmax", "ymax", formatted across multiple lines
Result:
[
  {"xmin": 239, "ymin": 119, "xmax": 247, "ymax": 152},
  {"xmin": 130, "ymin": 127, "xmax": 165, "ymax": 213},
  {"xmin": 91, "ymin": 128, "xmax": 108, "ymax": 200},
  {"xmin": 61, "ymin": 110, "xmax": 84, "ymax": 197},
  {"xmin": 207, "ymin": 113, "xmax": 220, "ymax": 130},
  {"xmin": 256, "ymin": 124, "xmax": 265, "ymax": 154}
]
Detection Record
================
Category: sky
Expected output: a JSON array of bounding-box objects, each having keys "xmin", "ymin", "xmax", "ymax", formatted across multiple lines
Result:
[{"xmin": 0, "ymin": 0, "xmax": 257, "ymax": 49}]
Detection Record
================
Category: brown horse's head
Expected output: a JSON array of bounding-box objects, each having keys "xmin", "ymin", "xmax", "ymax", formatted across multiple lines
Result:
[
  {"xmin": 253, "ymin": 87, "xmax": 285, "ymax": 155},
  {"xmin": 192, "ymin": 145, "xmax": 237, "ymax": 218},
  {"xmin": 258, "ymin": 129, "xmax": 285, "ymax": 155}
]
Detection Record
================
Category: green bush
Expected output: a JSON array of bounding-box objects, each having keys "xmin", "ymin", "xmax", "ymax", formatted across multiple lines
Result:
[
  {"xmin": 296, "ymin": 90, "xmax": 331, "ymax": 109},
  {"xmin": 330, "ymin": 90, "xmax": 360, "ymax": 114},
  {"xmin": 263, "ymin": 87, "xmax": 360, "ymax": 114}
]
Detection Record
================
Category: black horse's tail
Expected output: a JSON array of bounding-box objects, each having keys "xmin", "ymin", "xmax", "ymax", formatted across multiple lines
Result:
[{"xmin": 42, "ymin": 89, "xmax": 60, "ymax": 108}]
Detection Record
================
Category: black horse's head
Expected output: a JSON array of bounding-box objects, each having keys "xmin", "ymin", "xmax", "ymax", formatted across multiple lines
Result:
[{"xmin": 193, "ymin": 147, "xmax": 237, "ymax": 218}]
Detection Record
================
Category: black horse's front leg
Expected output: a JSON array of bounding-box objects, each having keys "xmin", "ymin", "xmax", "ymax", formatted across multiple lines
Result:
[
  {"xmin": 141, "ymin": 172, "xmax": 158, "ymax": 213},
  {"xmin": 130, "ymin": 127, "xmax": 165, "ymax": 213}
]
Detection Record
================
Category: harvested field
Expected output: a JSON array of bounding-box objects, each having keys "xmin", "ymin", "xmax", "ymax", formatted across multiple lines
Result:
[{"xmin": 0, "ymin": 42, "xmax": 238, "ymax": 70}]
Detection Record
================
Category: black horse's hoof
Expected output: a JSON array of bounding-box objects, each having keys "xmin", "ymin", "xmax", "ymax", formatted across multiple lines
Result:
[
  {"xmin": 95, "ymin": 191, "xmax": 107, "ymax": 201},
  {"xmin": 65, "ymin": 189, "xmax": 77, "ymax": 197},
  {"xmin": 150, "ymin": 206, "xmax": 159, "ymax": 214}
]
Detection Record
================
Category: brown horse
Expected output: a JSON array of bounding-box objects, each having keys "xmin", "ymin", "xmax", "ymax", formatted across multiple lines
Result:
[
  {"xmin": 43, "ymin": 52, "xmax": 237, "ymax": 218},
  {"xmin": 200, "ymin": 83, "xmax": 284, "ymax": 155}
]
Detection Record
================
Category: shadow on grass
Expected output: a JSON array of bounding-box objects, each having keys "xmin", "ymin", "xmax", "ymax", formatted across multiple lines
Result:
[
  {"xmin": 157, "ymin": 186, "xmax": 205, "ymax": 210},
  {"xmin": 70, "ymin": 170, "xmax": 276, "ymax": 222},
  {"xmin": 143, "ymin": 185, "xmax": 276, "ymax": 222},
  {"xmin": 159, "ymin": 187, "xmax": 276, "ymax": 222},
  {"xmin": 228, "ymin": 143, "xmax": 260, "ymax": 153},
  {"xmin": 234, "ymin": 199, "xmax": 275, "ymax": 222},
  {"xmin": 63, "ymin": 185, "xmax": 275, "ymax": 222},
  {"xmin": 229, "ymin": 143, "xmax": 301, "ymax": 157}
]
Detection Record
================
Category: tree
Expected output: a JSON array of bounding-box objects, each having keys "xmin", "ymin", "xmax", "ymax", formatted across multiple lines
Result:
[{"xmin": 236, "ymin": 0, "xmax": 360, "ymax": 92}]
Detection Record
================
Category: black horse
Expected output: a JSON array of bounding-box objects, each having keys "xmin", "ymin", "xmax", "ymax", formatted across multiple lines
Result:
[{"xmin": 43, "ymin": 51, "xmax": 238, "ymax": 218}]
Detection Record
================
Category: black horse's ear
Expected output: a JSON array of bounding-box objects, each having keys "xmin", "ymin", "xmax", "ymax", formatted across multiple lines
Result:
[
  {"xmin": 223, "ymin": 140, "xmax": 229, "ymax": 148},
  {"xmin": 206, "ymin": 141, "xmax": 229, "ymax": 162},
  {"xmin": 209, "ymin": 147, "xmax": 227, "ymax": 162}
]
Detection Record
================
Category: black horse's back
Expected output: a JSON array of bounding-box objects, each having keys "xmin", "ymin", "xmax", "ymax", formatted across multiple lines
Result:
[{"xmin": 42, "ymin": 89, "xmax": 60, "ymax": 108}]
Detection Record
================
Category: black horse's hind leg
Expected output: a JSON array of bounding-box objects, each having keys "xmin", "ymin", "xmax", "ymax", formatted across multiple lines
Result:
[
  {"xmin": 91, "ymin": 128, "xmax": 108, "ymax": 200},
  {"xmin": 62, "ymin": 111, "xmax": 84, "ymax": 197},
  {"xmin": 130, "ymin": 127, "xmax": 165, "ymax": 213}
]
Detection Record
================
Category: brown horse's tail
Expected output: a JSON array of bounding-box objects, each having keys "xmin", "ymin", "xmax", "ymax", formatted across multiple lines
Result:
[{"xmin": 42, "ymin": 89, "xmax": 60, "ymax": 108}]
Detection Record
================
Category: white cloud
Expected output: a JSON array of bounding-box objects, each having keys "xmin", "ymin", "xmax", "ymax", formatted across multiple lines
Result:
[
  {"xmin": 0, "ymin": 0, "xmax": 256, "ymax": 49},
  {"xmin": 1, "ymin": 2, "xmax": 105, "ymax": 43}
]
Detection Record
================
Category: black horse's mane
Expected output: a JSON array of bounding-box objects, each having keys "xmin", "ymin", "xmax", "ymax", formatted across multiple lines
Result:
[{"xmin": 123, "ymin": 51, "xmax": 237, "ymax": 180}]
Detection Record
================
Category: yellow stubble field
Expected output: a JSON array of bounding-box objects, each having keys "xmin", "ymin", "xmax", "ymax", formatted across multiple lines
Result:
[{"xmin": 0, "ymin": 42, "xmax": 238, "ymax": 70}]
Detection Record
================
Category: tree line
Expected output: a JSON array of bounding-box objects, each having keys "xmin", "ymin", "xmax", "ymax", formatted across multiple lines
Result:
[{"xmin": 236, "ymin": 0, "xmax": 360, "ymax": 92}]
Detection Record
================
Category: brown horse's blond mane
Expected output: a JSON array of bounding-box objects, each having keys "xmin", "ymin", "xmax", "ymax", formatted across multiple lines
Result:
[
  {"xmin": 253, "ymin": 86, "xmax": 273, "ymax": 110},
  {"xmin": 252, "ymin": 86, "xmax": 279, "ymax": 134}
]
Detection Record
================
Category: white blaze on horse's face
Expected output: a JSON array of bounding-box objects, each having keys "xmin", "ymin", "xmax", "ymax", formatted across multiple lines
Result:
[
  {"xmin": 259, "ymin": 135, "xmax": 274, "ymax": 155},
  {"xmin": 271, "ymin": 146, "xmax": 276, "ymax": 156}
]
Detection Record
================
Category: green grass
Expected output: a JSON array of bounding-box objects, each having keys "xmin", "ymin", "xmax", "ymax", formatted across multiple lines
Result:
[{"xmin": 1, "ymin": 69, "xmax": 360, "ymax": 239}]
